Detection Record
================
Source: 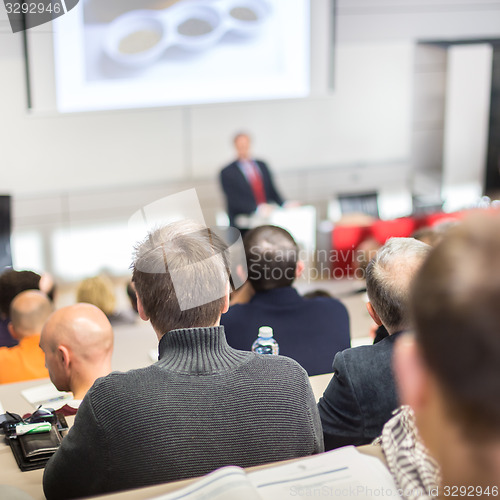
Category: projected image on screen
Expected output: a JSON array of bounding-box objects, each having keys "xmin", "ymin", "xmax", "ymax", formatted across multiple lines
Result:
[{"xmin": 53, "ymin": 0, "xmax": 310, "ymax": 112}]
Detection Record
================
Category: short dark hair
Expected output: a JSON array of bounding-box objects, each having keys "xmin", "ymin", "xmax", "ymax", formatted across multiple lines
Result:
[
  {"xmin": 0, "ymin": 269, "xmax": 41, "ymax": 317},
  {"xmin": 132, "ymin": 221, "xmax": 229, "ymax": 336},
  {"xmin": 244, "ymin": 225, "xmax": 298, "ymax": 292},
  {"xmin": 366, "ymin": 238, "xmax": 430, "ymax": 333},
  {"xmin": 412, "ymin": 216, "xmax": 500, "ymax": 439}
]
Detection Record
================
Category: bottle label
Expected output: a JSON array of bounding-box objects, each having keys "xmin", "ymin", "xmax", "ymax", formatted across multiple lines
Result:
[
  {"xmin": 254, "ymin": 345, "xmax": 274, "ymax": 355},
  {"xmin": 252, "ymin": 340, "xmax": 279, "ymax": 355}
]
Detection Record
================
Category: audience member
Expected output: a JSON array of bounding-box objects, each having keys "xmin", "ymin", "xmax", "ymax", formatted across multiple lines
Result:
[
  {"xmin": 0, "ymin": 290, "xmax": 52, "ymax": 384},
  {"xmin": 412, "ymin": 219, "xmax": 460, "ymax": 248},
  {"xmin": 43, "ymin": 220, "xmax": 323, "ymax": 499},
  {"xmin": 302, "ymin": 289, "xmax": 333, "ymax": 299},
  {"xmin": 411, "ymin": 226, "xmax": 442, "ymax": 247},
  {"xmin": 318, "ymin": 237, "xmax": 430, "ymax": 450},
  {"xmin": 76, "ymin": 275, "xmax": 115, "ymax": 316},
  {"xmin": 220, "ymin": 132, "xmax": 284, "ymax": 228},
  {"xmin": 354, "ymin": 237, "xmax": 381, "ymax": 273},
  {"xmin": 376, "ymin": 406, "xmax": 440, "ymax": 500},
  {"xmin": 395, "ymin": 215, "xmax": 500, "ymax": 490},
  {"xmin": 0, "ymin": 269, "xmax": 42, "ymax": 347},
  {"xmin": 221, "ymin": 225, "xmax": 350, "ymax": 376},
  {"xmin": 126, "ymin": 280, "xmax": 138, "ymax": 313},
  {"xmin": 372, "ymin": 324, "xmax": 389, "ymax": 344},
  {"xmin": 39, "ymin": 303, "xmax": 114, "ymax": 416},
  {"xmin": 77, "ymin": 274, "xmax": 134, "ymax": 325}
]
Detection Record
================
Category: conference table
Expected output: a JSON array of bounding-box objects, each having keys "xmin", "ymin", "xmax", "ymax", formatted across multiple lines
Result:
[{"xmin": 0, "ymin": 373, "xmax": 341, "ymax": 500}]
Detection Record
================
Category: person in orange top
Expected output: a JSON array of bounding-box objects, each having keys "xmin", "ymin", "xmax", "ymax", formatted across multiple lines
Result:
[{"xmin": 0, "ymin": 290, "xmax": 53, "ymax": 384}]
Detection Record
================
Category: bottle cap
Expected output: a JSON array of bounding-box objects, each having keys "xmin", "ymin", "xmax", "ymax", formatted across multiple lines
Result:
[{"xmin": 258, "ymin": 326, "xmax": 273, "ymax": 338}]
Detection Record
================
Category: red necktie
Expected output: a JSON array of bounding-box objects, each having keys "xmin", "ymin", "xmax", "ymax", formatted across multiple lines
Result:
[{"xmin": 247, "ymin": 161, "xmax": 267, "ymax": 205}]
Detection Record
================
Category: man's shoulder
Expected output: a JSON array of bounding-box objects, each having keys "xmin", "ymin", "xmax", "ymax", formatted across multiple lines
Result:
[
  {"xmin": 222, "ymin": 292, "xmax": 288, "ymax": 320},
  {"xmin": 256, "ymin": 352, "xmax": 305, "ymax": 368},
  {"xmin": 87, "ymin": 365, "xmax": 156, "ymax": 398},
  {"xmin": 337, "ymin": 335, "xmax": 397, "ymax": 368},
  {"xmin": 220, "ymin": 161, "xmax": 239, "ymax": 175},
  {"xmin": 223, "ymin": 292, "xmax": 348, "ymax": 327},
  {"xmin": 0, "ymin": 342, "xmax": 21, "ymax": 359},
  {"xmin": 301, "ymin": 295, "xmax": 348, "ymax": 315},
  {"xmin": 245, "ymin": 352, "xmax": 310, "ymax": 383},
  {"xmin": 223, "ymin": 345, "xmax": 308, "ymax": 374},
  {"xmin": 221, "ymin": 302, "xmax": 257, "ymax": 328}
]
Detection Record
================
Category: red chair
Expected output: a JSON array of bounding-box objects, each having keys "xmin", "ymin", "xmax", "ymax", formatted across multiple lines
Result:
[
  {"xmin": 422, "ymin": 211, "xmax": 463, "ymax": 228},
  {"xmin": 331, "ymin": 225, "xmax": 371, "ymax": 277},
  {"xmin": 370, "ymin": 217, "xmax": 417, "ymax": 244}
]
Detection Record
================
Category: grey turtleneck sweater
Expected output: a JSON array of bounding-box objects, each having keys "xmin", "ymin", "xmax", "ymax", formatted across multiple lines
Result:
[{"xmin": 43, "ymin": 326, "xmax": 324, "ymax": 499}]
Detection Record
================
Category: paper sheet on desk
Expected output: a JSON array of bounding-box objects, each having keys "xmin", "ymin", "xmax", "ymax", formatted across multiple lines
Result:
[
  {"xmin": 0, "ymin": 400, "xmax": 4, "ymax": 414},
  {"xmin": 153, "ymin": 466, "xmax": 261, "ymax": 500},
  {"xmin": 153, "ymin": 446, "xmax": 401, "ymax": 500},
  {"xmin": 21, "ymin": 383, "xmax": 72, "ymax": 408},
  {"xmin": 249, "ymin": 446, "xmax": 401, "ymax": 499}
]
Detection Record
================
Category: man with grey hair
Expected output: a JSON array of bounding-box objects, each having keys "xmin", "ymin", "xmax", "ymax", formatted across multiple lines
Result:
[
  {"xmin": 43, "ymin": 220, "xmax": 323, "ymax": 500},
  {"xmin": 318, "ymin": 237, "xmax": 430, "ymax": 450}
]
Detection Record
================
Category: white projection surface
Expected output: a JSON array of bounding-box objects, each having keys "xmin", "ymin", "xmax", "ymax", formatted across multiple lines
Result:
[{"xmin": 52, "ymin": 0, "xmax": 310, "ymax": 112}]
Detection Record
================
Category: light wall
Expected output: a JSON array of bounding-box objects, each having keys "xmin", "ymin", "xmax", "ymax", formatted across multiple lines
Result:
[
  {"xmin": 2, "ymin": 2, "xmax": 413, "ymax": 197},
  {"xmin": 442, "ymin": 44, "xmax": 493, "ymax": 209},
  {"xmin": 2, "ymin": 0, "xmax": 500, "ymax": 278}
]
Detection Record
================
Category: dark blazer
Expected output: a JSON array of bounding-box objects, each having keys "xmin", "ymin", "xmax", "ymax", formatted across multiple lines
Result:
[
  {"xmin": 219, "ymin": 159, "xmax": 284, "ymax": 226},
  {"xmin": 220, "ymin": 287, "xmax": 350, "ymax": 376},
  {"xmin": 317, "ymin": 331, "xmax": 402, "ymax": 450},
  {"xmin": 0, "ymin": 318, "xmax": 17, "ymax": 348}
]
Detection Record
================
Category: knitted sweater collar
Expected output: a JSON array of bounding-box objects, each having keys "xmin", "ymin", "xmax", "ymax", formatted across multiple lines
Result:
[{"xmin": 157, "ymin": 326, "xmax": 248, "ymax": 374}]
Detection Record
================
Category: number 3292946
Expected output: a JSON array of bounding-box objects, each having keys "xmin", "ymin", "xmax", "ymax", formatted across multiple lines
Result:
[
  {"xmin": 444, "ymin": 486, "xmax": 498, "ymax": 497},
  {"xmin": 5, "ymin": 2, "xmax": 62, "ymax": 14}
]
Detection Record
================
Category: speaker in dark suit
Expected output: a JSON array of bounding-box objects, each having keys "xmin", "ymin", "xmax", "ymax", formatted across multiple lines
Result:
[{"xmin": 219, "ymin": 133, "xmax": 284, "ymax": 228}]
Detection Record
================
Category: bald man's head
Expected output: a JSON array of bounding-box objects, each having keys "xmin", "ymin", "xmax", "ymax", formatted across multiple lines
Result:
[
  {"xmin": 40, "ymin": 303, "xmax": 114, "ymax": 395},
  {"xmin": 9, "ymin": 290, "xmax": 53, "ymax": 339}
]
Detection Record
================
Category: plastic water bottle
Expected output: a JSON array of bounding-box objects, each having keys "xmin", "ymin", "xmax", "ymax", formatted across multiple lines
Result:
[{"xmin": 251, "ymin": 326, "xmax": 279, "ymax": 355}]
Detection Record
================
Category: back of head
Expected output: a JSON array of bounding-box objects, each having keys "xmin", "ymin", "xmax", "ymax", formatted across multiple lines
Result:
[
  {"xmin": 41, "ymin": 303, "xmax": 114, "ymax": 396},
  {"xmin": 412, "ymin": 215, "xmax": 500, "ymax": 440},
  {"xmin": 244, "ymin": 225, "xmax": 298, "ymax": 292},
  {"xmin": 366, "ymin": 237, "xmax": 430, "ymax": 333},
  {"xmin": 132, "ymin": 220, "xmax": 229, "ymax": 335},
  {"xmin": 126, "ymin": 281, "xmax": 138, "ymax": 313},
  {"xmin": 411, "ymin": 226, "xmax": 442, "ymax": 247},
  {"xmin": 10, "ymin": 290, "xmax": 53, "ymax": 337},
  {"xmin": 76, "ymin": 275, "xmax": 116, "ymax": 317},
  {"xmin": 0, "ymin": 269, "xmax": 41, "ymax": 317},
  {"xmin": 44, "ymin": 303, "xmax": 114, "ymax": 362}
]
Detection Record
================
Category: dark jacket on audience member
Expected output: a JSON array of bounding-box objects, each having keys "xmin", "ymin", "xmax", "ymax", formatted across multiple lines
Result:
[
  {"xmin": 318, "ymin": 331, "xmax": 402, "ymax": 450},
  {"xmin": 0, "ymin": 318, "xmax": 18, "ymax": 348},
  {"xmin": 221, "ymin": 287, "xmax": 350, "ymax": 376},
  {"xmin": 43, "ymin": 327, "xmax": 323, "ymax": 499}
]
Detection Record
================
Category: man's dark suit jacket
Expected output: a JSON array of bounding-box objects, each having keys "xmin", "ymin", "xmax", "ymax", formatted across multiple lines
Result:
[
  {"xmin": 317, "ymin": 331, "xmax": 402, "ymax": 450},
  {"xmin": 219, "ymin": 160, "xmax": 284, "ymax": 227},
  {"xmin": 220, "ymin": 287, "xmax": 350, "ymax": 376}
]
